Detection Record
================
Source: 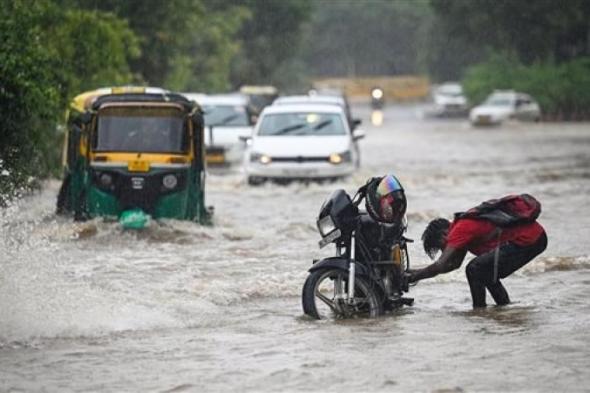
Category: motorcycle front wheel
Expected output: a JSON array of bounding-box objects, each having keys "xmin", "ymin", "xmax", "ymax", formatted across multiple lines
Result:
[{"xmin": 302, "ymin": 268, "xmax": 383, "ymax": 320}]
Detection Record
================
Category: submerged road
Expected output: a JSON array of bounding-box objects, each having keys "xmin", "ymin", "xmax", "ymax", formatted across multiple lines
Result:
[{"xmin": 1, "ymin": 103, "xmax": 589, "ymax": 392}]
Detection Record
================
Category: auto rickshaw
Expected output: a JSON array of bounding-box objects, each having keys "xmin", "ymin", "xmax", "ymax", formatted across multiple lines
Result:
[{"xmin": 57, "ymin": 86, "xmax": 212, "ymax": 228}]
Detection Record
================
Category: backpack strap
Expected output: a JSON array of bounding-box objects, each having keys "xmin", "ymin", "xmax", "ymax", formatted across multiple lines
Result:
[
  {"xmin": 492, "ymin": 229, "xmax": 502, "ymax": 283},
  {"xmin": 455, "ymin": 217, "xmax": 504, "ymax": 282}
]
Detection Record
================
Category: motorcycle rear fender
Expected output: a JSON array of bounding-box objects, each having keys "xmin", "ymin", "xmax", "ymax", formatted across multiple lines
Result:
[{"xmin": 309, "ymin": 256, "xmax": 370, "ymax": 277}]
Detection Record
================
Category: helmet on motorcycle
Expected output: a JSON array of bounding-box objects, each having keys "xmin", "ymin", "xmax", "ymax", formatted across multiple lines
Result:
[{"xmin": 365, "ymin": 175, "xmax": 406, "ymax": 224}]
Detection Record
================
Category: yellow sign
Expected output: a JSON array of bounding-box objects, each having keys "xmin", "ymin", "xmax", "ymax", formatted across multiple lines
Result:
[
  {"xmin": 112, "ymin": 86, "xmax": 146, "ymax": 94},
  {"xmin": 128, "ymin": 160, "xmax": 150, "ymax": 172}
]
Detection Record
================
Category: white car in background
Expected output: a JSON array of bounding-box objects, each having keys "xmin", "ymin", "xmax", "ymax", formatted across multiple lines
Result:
[
  {"xmin": 184, "ymin": 93, "xmax": 255, "ymax": 165},
  {"xmin": 470, "ymin": 90, "xmax": 541, "ymax": 126},
  {"xmin": 244, "ymin": 104, "xmax": 364, "ymax": 185},
  {"xmin": 432, "ymin": 82, "xmax": 468, "ymax": 117}
]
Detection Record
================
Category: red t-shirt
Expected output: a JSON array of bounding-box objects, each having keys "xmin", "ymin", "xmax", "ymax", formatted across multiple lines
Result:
[{"xmin": 446, "ymin": 218, "xmax": 545, "ymax": 255}]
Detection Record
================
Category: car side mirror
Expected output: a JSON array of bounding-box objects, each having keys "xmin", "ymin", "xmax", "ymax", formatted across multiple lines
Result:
[
  {"xmin": 352, "ymin": 129, "xmax": 365, "ymax": 141},
  {"xmin": 80, "ymin": 111, "xmax": 93, "ymax": 125},
  {"xmin": 239, "ymin": 135, "xmax": 252, "ymax": 145},
  {"xmin": 71, "ymin": 123, "xmax": 82, "ymax": 136},
  {"xmin": 353, "ymin": 118, "xmax": 362, "ymax": 127}
]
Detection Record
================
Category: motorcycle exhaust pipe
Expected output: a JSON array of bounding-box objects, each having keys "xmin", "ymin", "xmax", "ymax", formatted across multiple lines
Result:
[{"xmin": 348, "ymin": 231, "xmax": 356, "ymax": 303}]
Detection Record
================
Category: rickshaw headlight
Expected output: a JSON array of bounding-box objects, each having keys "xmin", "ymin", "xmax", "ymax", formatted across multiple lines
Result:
[
  {"xmin": 100, "ymin": 173, "xmax": 113, "ymax": 187},
  {"xmin": 163, "ymin": 174, "xmax": 178, "ymax": 189}
]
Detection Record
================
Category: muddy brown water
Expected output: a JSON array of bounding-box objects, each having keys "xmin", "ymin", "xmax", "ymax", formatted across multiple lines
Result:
[{"xmin": 1, "ymin": 104, "xmax": 589, "ymax": 392}]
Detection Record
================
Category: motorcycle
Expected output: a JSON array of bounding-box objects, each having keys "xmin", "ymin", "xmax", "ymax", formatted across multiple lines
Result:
[
  {"xmin": 370, "ymin": 87, "xmax": 385, "ymax": 126},
  {"xmin": 301, "ymin": 181, "xmax": 414, "ymax": 319},
  {"xmin": 370, "ymin": 87, "xmax": 385, "ymax": 110}
]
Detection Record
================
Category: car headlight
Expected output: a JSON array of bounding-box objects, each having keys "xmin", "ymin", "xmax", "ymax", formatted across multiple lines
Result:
[
  {"xmin": 317, "ymin": 215, "xmax": 336, "ymax": 237},
  {"xmin": 250, "ymin": 152, "xmax": 272, "ymax": 164},
  {"xmin": 329, "ymin": 151, "xmax": 352, "ymax": 165},
  {"xmin": 162, "ymin": 174, "xmax": 178, "ymax": 189}
]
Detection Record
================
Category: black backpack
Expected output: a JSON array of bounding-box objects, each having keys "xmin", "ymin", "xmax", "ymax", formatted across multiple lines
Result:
[{"xmin": 454, "ymin": 194, "xmax": 541, "ymax": 228}]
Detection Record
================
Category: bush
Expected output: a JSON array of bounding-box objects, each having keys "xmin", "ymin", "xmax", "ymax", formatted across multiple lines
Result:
[
  {"xmin": 0, "ymin": 1, "xmax": 61, "ymax": 205},
  {"xmin": 0, "ymin": 1, "xmax": 140, "ymax": 206}
]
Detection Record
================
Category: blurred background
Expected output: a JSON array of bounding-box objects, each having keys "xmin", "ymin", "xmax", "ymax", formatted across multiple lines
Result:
[{"xmin": 2, "ymin": 0, "xmax": 590, "ymax": 197}]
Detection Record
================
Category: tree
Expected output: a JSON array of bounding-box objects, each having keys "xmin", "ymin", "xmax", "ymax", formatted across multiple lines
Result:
[
  {"xmin": 303, "ymin": 0, "xmax": 432, "ymax": 78},
  {"xmin": 430, "ymin": 0, "xmax": 590, "ymax": 65},
  {"xmin": 228, "ymin": 0, "xmax": 313, "ymax": 89},
  {"xmin": 0, "ymin": 0, "xmax": 142, "ymax": 203},
  {"xmin": 0, "ymin": 1, "xmax": 62, "ymax": 203},
  {"xmin": 45, "ymin": 8, "xmax": 140, "ymax": 104}
]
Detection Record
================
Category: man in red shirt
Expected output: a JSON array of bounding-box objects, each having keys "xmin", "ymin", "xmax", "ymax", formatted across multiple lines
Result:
[{"xmin": 407, "ymin": 216, "xmax": 547, "ymax": 308}]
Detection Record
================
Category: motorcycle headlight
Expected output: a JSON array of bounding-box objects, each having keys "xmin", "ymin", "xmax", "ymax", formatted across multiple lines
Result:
[
  {"xmin": 329, "ymin": 151, "xmax": 352, "ymax": 165},
  {"xmin": 250, "ymin": 152, "xmax": 272, "ymax": 164},
  {"xmin": 372, "ymin": 88, "xmax": 384, "ymax": 100},
  {"xmin": 317, "ymin": 215, "xmax": 336, "ymax": 237},
  {"xmin": 163, "ymin": 174, "xmax": 178, "ymax": 189}
]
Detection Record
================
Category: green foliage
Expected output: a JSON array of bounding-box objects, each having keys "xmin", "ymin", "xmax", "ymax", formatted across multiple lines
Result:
[
  {"xmin": 69, "ymin": 0, "xmax": 250, "ymax": 92},
  {"xmin": 0, "ymin": 1, "xmax": 61, "ymax": 204},
  {"xmin": 47, "ymin": 9, "xmax": 140, "ymax": 102},
  {"xmin": 68, "ymin": 0, "xmax": 207, "ymax": 88},
  {"xmin": 229, "ymin": 0, "xmax": 313, "ymax": 89},
  {"xmin": 165, "ymin": 5, "xmax": 249, "ymax": 92},
  {"xmin": 0, "ymin": 0, "xmax": 141, "ymax": 204},
  {"xmin": 463, "ymin": 55, "xmax": 590, "ymax": 119},
  {"xmin": 429, "ymin": 0, "xmax": 590, "ymax": 79},
  {"xmin": 303, "ymin": 0, "xmax": 432, "ymax": 78}
]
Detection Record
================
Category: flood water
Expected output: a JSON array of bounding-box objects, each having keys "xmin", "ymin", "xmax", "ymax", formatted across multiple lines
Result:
[{"xmin": 1, "ymin": 104, "xmax": 590, "ymax": 392}]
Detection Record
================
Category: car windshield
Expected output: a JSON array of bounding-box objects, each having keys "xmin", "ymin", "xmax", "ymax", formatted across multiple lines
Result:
[
  {"xmin": 258, "ymin": 112, "xmax": 347, "ymax": 136},
  {"xmin": 485, "ymin": 96, "xmax": 514, "ymax": 106},
  {"xmin": 94, "ymin": 107, "xmax": 188, "ymax": 153},
  {"xmin": 437, "ymin": 85, "xmax": 463, "ymax": 97},
  {"xmin": 203, "ymin": 105, "xmax": 250, "ymax": 127}
]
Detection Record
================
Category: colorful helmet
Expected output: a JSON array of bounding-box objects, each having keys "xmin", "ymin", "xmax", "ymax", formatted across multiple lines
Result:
[{"xmin": 365, "ymin": 175, "xmax": 406, "ymax": 224}]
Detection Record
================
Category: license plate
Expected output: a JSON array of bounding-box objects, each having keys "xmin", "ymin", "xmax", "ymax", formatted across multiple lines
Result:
[
  {"xmin": 131, "ymin": 177, "xmax": 145, "ymax": 190},
  {"xmin": 477, "ymin": 115, "xmax": 491, "ymax": 124},
  {"xmin": 282, "ymin": 168, "xmax": 316, "ymax": 177},
  {"xmin": 319, "ymin": 229, "xmax": 342, "ymax": 249},
  {"xmin": 128, "ymin": 160, "xmax": 150, "ymax": 172}
]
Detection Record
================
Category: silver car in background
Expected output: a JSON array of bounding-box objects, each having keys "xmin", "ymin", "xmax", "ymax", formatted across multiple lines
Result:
[
  {"xmin": 470, "ymin": 90, "xmax": 541, "ymax": 126},
  {"xmin": 432, "ymin": 82, "xmax": 469, "ymax": 117},
  {"xmin": 186, "ymin": 93, "xmax": 255, "ymax": 166}
]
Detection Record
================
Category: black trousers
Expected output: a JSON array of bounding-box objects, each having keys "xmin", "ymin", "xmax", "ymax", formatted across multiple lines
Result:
[{"xmin": 465, "ymin": 232, "xmax": 547, "ymax": 308}]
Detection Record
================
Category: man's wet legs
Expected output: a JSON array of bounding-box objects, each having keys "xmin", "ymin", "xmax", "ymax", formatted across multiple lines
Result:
[{"xmin": 465, "ymin": 233, "xmax": 547, "ymax": 308}]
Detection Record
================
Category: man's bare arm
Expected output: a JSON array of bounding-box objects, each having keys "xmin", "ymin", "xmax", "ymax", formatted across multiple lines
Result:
[{"xmin": 409, "ymin": 247, "xmax": 467, "ymax": 282}]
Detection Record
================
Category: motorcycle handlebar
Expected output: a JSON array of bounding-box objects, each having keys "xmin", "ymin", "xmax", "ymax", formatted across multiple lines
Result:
[{"xmin": 352, "ymin": 176, "xmax": 380, "ymax": 206}]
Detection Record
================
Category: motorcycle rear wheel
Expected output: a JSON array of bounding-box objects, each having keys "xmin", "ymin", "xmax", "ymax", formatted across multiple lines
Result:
[{"xmin": 302, "ymin": 268, "xmax": 383, "ymax": 319}]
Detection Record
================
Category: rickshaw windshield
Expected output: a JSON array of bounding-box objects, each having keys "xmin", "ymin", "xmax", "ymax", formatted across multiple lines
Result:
[{"xmin": 94, "ymin": 107, "xmax": 189, "ymax": 153}]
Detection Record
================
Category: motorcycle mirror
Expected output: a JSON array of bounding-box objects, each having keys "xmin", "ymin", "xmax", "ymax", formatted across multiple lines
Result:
[
  {"xmin": 352, "ymin": 129, "xmax": 366, "ymax": 141},
  {"xmin": 80, "ymin": 111, "xmax": 92, "ymax": 125}
]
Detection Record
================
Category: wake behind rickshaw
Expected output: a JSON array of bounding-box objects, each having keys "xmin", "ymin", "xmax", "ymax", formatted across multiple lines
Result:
[{"xmin": 57, "ymin": 86, "xmax": 212, "ymax": 228}]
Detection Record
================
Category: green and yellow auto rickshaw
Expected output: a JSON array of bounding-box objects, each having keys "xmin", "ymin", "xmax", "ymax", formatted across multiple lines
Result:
[{"xmin": 57, "ymin": 87, "xmax": 212, "ymax": 228}]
